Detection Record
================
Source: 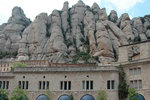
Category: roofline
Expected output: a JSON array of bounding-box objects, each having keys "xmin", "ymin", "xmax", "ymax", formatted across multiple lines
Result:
[{"xmin": 119, "ymin": 40, "xmax": 150, "ymax": 47}]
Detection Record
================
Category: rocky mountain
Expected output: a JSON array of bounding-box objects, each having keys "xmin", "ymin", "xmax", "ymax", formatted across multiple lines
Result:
[{"xmin": 0, "ymin": 0, "xmax": 150, "ymax": 64}]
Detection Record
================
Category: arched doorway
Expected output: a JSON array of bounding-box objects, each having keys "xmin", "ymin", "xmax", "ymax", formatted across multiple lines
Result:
[
  {"xmin": 58, "ymin": 94, "xmax": 69, "ymax": 100},
  {"xmin": 36, "ymin": 94, "xmax": 49, "ymax": 100},
  {"xmin": 80, "ymin": 94, "xmax": 95, "ymax": 100}
]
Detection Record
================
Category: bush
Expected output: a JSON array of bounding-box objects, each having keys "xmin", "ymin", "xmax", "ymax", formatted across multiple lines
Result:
[
  {"xmin": 11, "ymin": 62, "xmax": 27, "ymax": 70},
  {"xmin": 11, "ymin": 87, "xmax": 28, "ymax": 100},
  {"xmin": 0, "ymin": 88, "xmax": 9, "ymax": 100},
  {"xmin": 72, "ymin": 50, "xmax": 91, "ymax": 64},
  {"xmin": 128, "ymin": 88, "xmax": 140, "ymax": 100},
  {"xmin": 69, "ymin": 94, "xmax": 74, "ymax": 100},
  {"xmin": 96, "ymin": 90, "xmax": 107, "ymax": 100}
]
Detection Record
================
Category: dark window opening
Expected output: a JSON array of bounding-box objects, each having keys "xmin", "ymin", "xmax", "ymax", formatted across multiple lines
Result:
[
  {"xmin": 107, "ymin": 80, "xmax": 110, "ymax": 89},
  {"xmin": 6, "ymin": 81, "xmax": 9, "ymax": 89},
  {"xmin": 64, "ymin": 81, "xmax": 67, "ymax": 90},
  {"xmin": 68, "ymin": 81, "xmax": 71, "ymax": 90},
  {"xmin": 0, "ymin": 81, "xmax": 2, "ymax": 88},
  {"xmin": 26, "ymin": 81, "xmax": 28, "ymax": 89},
  {"xmin": 39, "ymin": 81, "xmax": 41, "ymax": 90},
  {"xmin": 111, "ymin": 80, "xmax": 114, "ymax": 89},
  {"xmin": 90, "ymin": 81, "xmax": 93, "ymax": 90},
  {"xmin": 22, "ymin": 81, "xmax": 25, "ymax": 89},
  {"xmin": 18, "ymin": 81, "xmax": 21, "ymax": 88},
  {"xmin": 86, "ymin": 81, "xmax": 89, "ymax": 90},
  {"xmin": 47, "ymin": 81, "xmax": 49, "ymax": 89},
  {"xmin": 43, "ymin": 81, "xmax": 45, "ymax": 89},
  {"xmin": 60, "ymin": 81, "xmax": 63, "ymax": 90}
]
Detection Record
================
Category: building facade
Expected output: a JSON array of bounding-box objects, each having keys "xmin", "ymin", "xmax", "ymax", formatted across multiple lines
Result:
[{"xmin": 1, "ymin": 41, "xmax": 150, "ymax": 100}]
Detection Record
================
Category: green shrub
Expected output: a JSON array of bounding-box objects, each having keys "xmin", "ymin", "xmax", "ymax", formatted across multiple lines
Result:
[
  {"xmin": 46, "ymin": 89, "xmax": 53, "ymax": 100},
  {"xmin": 11, "ymin": 62, "xmax": 27, "ymax": 70},
  {"xmin": 0, "ymin": 88, "xmax": 9, "ymax": 100},
  {"xmin": 96, "ymin": 90, "xmax": 107, "ymax": 100},
  {"xmin": 72, "ymin": 50, "xmax": 91, "ymax": 64},
  {"xmin": 11, "ymin": 87, "xmax": 28, "ymax": 100},
  {"xmin": 128, "ymin": 88, "xmax": 140, "ymax": 100},
  {"xmin": 69, "ymin": 94, "xmax": 74, "ymax": 100}
]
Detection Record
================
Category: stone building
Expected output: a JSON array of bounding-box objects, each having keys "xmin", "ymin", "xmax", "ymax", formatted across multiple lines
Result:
[{"xmin": 1, "ymin": 41, "xmax": 150, "ymax": 100}]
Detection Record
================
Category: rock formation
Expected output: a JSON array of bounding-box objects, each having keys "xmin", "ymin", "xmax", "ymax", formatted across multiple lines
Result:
[{"xmin": 0, "ymin": 1, "xmax": 150, "ymax": 64}]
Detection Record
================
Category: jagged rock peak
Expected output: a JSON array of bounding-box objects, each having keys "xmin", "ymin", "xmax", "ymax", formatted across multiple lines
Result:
[
  {"xmin": 12, "ymin": 6, "xmax": 25, "ymax": 17},
  {"xmin": 91, "ymin": 2, "xmax": 100, "ymax": 10},
  {"xmin": 120, "ymin": 13, "xmax": 130, "ymax": 21},
  {"xmin": 8, "ymin": 6, "xmax": 31, "ymax": 25},
  {"xmin": 62, "ymin": 1, "xmax": 69, "ymax": 11},
  {"xmin": 75, "ymin": 0, "xmax": 85, "ymax": 7},
  {"xmin": 35, "ymin": 13, "xmax": 48, "ymax": 21},
  {"xmin": 108, "ymin": 10, "xmax": 118, "ymax": 23}
]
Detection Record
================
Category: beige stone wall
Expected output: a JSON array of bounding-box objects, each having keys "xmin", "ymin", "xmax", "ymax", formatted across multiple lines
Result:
[
  {"xmin": 0, "ymin": 68, "xmax": 119, "ymax": 100},
  {"xmin": 123, "ymin": 62, "xmax": 150, "ymax": 100},
  {"xmin": 119, "ymin": 41, "xmax": 150, "ymax": 63}
]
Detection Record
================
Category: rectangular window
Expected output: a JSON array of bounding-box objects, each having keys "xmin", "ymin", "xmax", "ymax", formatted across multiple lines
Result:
[
  {"xmin": 90, "ymin": 81, "xmax": 93, "ymax": 90},
  {"xmin": 39, "ymin": 81, "xmax": 41, "ymax": 90},
  {"xmin": 60, "ymin": 81, "xmax": 71, "ymax": 90},
  {"xmin": 0, "ymin": 81, "xmax": 2, "ymax": 88},
  {"xmin": 26, "ymin": 81, "xmax": 28, "ymax": 89},
  {"xmin": 18, "ymin": 81, "xmax": 21, "ymax": 88},
  {"xmin": 82, "ymin": 81, "xmax": 85, "ymax": 90},
  {"xmin": 3, "ymin": 81, "xmax": 5, "ymax": 89},
  {"xmin": 22, "ymin": 81, "xmax": 25, "ymax": 89},
  {"xmin": 134, "ymin": 80, "xmax": 137, "ymax": 89},
  {"xmin": 139, "ymin": 80, "xmax": 142, "ymax": 89},
  {"xmin": 86, "ymin": 81, "xmax": 89, "ymax": 90},
  {"xmin": 68, "ymin": 81, "xmax": 71, "ymax": 90},
  {"xmin": 43, "ymin": 81, "xmax": 45, "ymax": 89},
  {"xmin": 64, "ymin": 81, "xmax": 67, "ymax": 90},
  {"xmin": 130, "ymin": 81, "xmax": 133, "ymax": 88},
  {"xmin": 134, "ymin": 68, "xmax": 137, "ymax": 75},
  {"xmin": 129, "ymin": 69, "xmax": 133, "ymax": 75},
  {"xmin": 60, "ymin": 81, "xmax": 63, "ymax": 90},
  {"xmin": 111, "ymin": 80, "xmax": 115, "ymax": 89},
  {"xmin": 6, "ymin": 81, "xmax": 9, "ymax": 89},
  {"xmin": 137, "ymin": 68, "xmax": 141, "ymax": 75},
  {"xmin": 47, "ymin": 81, "xmax": 49, "ymax": 89},
  {"xmin": 107, "ymin": 80, "xmax": 110, "ymax": 89}
]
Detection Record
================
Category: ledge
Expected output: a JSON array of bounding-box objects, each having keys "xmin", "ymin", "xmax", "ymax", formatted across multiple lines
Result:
[
  {"xmin": 13, "ymin": 66, "xmax": 118, "ymax": 73},
  {"xmin": 0, "ymin": 72, "xmax": 14, "ymax": 78},
  {"xmin": 117, "ymin": 58, "xmax": 150, "ymax": 66}
]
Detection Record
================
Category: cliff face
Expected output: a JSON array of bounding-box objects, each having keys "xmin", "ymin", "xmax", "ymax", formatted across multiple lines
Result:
[{"xmin": 0, "ymin": 1, "xmax": 150, "ymax": 64}]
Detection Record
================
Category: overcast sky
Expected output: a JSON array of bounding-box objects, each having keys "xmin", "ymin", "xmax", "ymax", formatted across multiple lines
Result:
[{"xmin": 0, "ymin": 0, "xmax": 150, "ymax": 25}]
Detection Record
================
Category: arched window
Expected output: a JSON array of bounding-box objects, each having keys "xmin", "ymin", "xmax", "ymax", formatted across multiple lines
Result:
[
  {"xmin": 137, "ymin": 94, "xmax": 145, "ymax": 100},
  {"xmin": 80, "ymin": 94, "xmax": 95, "ymax": 100},
  {"xmin": 36, "ymin": 94, "xmax": 49, "ymax": 100},
  {"xmin": 58, "ymin": 94, "xmax": 69, "ymax": 100},
  {"xmin": 133, "ymin": 94, "xmax": 145, "ymax": 100}
]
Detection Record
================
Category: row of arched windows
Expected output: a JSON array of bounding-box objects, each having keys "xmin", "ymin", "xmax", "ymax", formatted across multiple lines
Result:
[
  {"xmin": 35, "ymin": 94, "xmax": 146, "ymax": 100},
  {"xmin": 0, "ymin": 93, "xmax": 145, "ymax": 100}
]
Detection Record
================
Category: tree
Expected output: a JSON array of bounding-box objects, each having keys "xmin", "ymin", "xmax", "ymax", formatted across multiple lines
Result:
[
  {"xmin": 96, "ymin": 90, "xmax": 107, "ymax": 100},
  {"xmin": 69, "ymin": 94, "xmax": 74, "ymax": 100},
  {"xmin": 0, "ymin": 88, "xmax": 9, "ymax": 100},
  {"xmin": 46, "ymin": 89, "xmax": 53, "ymax": 100},
  {"xmin": 11, "ymin": 87, "xmax": 28, "ymax": 100},
  {"xmin": 119, "ymin": 65, "xmax": 129, "ymax": 100},
  {"xmin": 128, "ymin": 88, "xmax": 140, "ymax": 100}
]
